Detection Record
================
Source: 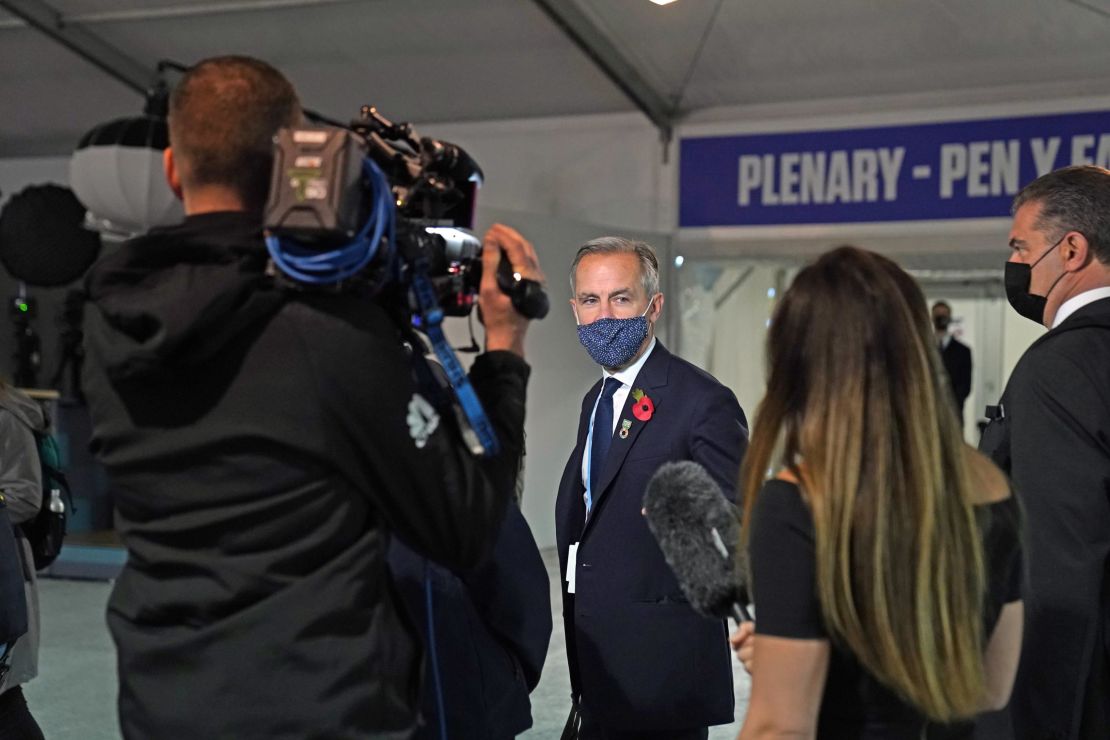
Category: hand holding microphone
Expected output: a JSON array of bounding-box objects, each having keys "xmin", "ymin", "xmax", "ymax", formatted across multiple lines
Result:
[{"xmin": 642, "ymin": 460, "xmax": 752, "ymax": 623}]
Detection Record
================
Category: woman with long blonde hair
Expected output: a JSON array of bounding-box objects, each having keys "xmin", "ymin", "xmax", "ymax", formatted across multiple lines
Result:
[{"xmin": 734, "ymin": 247, "xmax": 1023, "ymax": 739}]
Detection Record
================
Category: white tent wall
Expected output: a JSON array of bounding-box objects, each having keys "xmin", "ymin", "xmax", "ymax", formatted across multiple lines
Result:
[
  {"xmin": 0, "ymin": 156, "xmax": 70, "ymax": 200},
  {"xmin": 672, "ymin": 260, "xmax": 785, "ymax": 428},
  {"xmin": 420, "ymin": 111, "xmax": 674, "ymax": 233}
]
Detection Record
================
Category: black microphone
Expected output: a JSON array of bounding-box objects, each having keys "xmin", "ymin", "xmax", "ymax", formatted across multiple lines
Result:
[{"xmin": 643, "ymin": 461, "xmax": 752, "ymax": 622}]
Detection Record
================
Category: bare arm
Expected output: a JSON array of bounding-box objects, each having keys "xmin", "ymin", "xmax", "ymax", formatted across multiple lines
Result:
[
  {"xmin": 982, "ymin": 600, "xmax": 1023, "ymax": 711},
  {"xmin": 739, "ymin": 635, "xmax": 829, "ymax": 740}
]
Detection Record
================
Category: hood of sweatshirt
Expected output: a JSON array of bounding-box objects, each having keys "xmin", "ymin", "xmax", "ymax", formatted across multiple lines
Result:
[{"xmin": 83, "ymin": 211, "xmax": 286, "ymax": 382}]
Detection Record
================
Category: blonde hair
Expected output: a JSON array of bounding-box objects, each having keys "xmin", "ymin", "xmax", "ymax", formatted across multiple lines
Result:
[{"xmin": 740, "ymin": 246, "xmax": 986, "ymax": 721}]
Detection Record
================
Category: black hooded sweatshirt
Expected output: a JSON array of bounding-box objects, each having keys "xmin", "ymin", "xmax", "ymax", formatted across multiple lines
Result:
[{"xmin": 82, "ymin": 212, "xmax": 528, "ymax": 739}]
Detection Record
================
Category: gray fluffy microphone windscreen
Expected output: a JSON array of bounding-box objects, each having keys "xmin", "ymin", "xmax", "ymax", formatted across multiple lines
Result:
[{"xmin": 643, "ymin": 460, "xmax": 750, "ymax": 621}]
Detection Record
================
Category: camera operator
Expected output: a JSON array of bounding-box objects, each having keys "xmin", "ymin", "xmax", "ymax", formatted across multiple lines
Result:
[{"xmin": 81, "ymin": 55, "xmax": 543, "ymax": 739}]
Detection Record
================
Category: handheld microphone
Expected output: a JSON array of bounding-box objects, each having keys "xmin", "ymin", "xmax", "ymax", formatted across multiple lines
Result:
[{"xmin": 643, "ymin": 461, "xmax": 752, "ymax": 622}]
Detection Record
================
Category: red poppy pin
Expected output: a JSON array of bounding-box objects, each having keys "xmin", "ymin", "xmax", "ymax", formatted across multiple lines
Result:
[{"xmin": 631, "ymin": 388, "xmax": 654, "ymax": 422}]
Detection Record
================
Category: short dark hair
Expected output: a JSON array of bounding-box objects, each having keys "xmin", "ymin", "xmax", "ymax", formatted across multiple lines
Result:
[
  {"xmin": 570, "ymin": 237, "xmax": 660, "ymax": 297},
  {"xmin": 169, "ymin": 56, "xmax": 301, "ymax": 213},
  {"xmin": 932, "ymin": 300, "xmax": 951, "ymax": 313},
  {"xmin": 1012, "ymin": 165, "xmax": 1110, "ymax": 265}
]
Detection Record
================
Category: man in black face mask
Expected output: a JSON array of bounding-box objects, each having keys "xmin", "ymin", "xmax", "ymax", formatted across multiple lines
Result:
[
  {"xmin": 979, "ymin": 165, "xmax": 1110, "ymax": 740},
  {"xmin": 932, "ymin": 300, "xmax": 972, "ymax": 426}
]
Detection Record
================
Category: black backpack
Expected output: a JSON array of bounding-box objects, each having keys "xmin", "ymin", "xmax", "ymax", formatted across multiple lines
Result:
[{"xmin": 20, "ymin": 431, "xmax": 71, "ymax": 571}]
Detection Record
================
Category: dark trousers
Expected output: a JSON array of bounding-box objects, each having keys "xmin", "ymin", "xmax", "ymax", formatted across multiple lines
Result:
[
  {"xmin": 0, "ymin": 687, "xmax": 44, "ymax": 740},
  {"xmin": 579, "ymin": 707, "xmax": 708, "ymax": 740}
]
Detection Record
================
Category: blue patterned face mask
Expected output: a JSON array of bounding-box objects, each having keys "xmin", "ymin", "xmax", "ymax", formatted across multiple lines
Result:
[{"xmin": 576, "ymin": 295, "xmax": 657, "ymax": 369}]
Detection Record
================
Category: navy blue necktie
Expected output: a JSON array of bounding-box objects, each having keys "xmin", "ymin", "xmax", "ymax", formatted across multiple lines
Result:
[{"xmin": 589, "ymin": 377, "xmax": 621, "ymax": 500}]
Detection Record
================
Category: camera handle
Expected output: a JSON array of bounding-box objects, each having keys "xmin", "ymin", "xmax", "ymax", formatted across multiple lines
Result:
[{"xmin": 496, "ymin": 250, "xmax": 550, "ymax": 320}]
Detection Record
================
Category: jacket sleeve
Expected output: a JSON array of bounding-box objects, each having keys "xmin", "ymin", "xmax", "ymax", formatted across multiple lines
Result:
[
  {"xmin": 0, "ymin": 414, "xmax": 41, "ymax": 525},
  {"xmin": 458, "ymin": 501, "xmax": 553, "ymax": 691},
  {"xmin": 304, "ymin": 300, "xmax": 528, "ymax": 571},
  {"xmin": 1007, "ymin": 344, "xmax": 1110, "ymax": 733},
  {"xmin": 689, "ymin": 382, "xmax": 749, "ymax": 505},
  {"xmin": 954, "ymin": 343, "xmax": 973, "ymax": 403}
]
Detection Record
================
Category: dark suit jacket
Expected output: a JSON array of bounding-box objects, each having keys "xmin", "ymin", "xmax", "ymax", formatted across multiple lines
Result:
[
  {"xmin": 388, "ymin": 501, "xmax": 552, "ymax": 739},
  {"xmin": 979, "ymin": 296, "xmax": 1110, "ymax": 740},
  {"xmin": 555, "ymin": 342, "xmax": 748, "ymax": 732},
  {"xmin": 941, "ymin": 336, "xmax": 972, "ymax": 422}
]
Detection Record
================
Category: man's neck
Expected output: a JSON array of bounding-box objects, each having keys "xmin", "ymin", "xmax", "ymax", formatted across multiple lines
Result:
[
  {"xmin": 1045, "ymin": 266, "xmax": 1110, "ymax": 326},
  {"xmin": 182, "ymin": 186, "xmax": 250, "ymax": 216}
]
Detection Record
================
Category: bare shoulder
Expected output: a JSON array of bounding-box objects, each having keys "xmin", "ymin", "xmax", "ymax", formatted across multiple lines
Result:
[{"xmin": 963, "ymin": 446, "xmax": 1011, "ymax": 505}]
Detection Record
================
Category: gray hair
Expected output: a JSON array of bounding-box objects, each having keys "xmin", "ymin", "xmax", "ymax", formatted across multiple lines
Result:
[
  {"xmin": 569, "ymin": 236, "xmax": 661, "ymax": 298},
  {"xmin": 1012, "ymin": 165, "xmax": 1110, "ymax": 265}
]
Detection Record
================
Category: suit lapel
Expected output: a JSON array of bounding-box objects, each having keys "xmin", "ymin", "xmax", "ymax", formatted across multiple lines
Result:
[{"xmin": 582, "ymin": 344, "xmax": 671, "ymax": 538}]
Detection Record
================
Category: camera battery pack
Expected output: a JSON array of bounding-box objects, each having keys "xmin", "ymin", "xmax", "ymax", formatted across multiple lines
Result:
[{"xmin": 264, "ymin": 127, "xmax": 368, "ymax": 244}]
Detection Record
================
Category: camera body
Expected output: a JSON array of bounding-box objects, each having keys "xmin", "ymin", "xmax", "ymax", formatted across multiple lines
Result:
[
  {"xmin": 263, "ymin": 107, "xmax": 547, "ymax": 320},
  {"xmin": 261, "ymin": 107, "xmax": 547, "ymax": 457},
  {"xmin": 264, "ymin": 109, "xmax": 487, "ymax": 316}
]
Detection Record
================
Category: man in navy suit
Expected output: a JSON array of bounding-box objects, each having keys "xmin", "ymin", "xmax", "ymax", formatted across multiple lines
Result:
[{"xmin": 556, "ymin": 237, "xmax": 748, "ymax": 739}]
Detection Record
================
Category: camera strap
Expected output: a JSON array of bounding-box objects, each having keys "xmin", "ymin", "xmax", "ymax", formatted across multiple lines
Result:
[{"xmin": 410, "ymin": 267, "xmax": 500, "ymax": 458}]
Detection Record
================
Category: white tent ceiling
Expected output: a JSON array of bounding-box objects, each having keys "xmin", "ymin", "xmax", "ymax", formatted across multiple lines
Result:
[{"xmin": 4, "ymin": 0, "xmax": 1110, "ymax": 159}]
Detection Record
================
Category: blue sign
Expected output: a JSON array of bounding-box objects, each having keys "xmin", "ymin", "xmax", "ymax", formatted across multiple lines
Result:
[{"xmin": 679, "ymin": 110, "xmax": 1110, "ymax": 227}]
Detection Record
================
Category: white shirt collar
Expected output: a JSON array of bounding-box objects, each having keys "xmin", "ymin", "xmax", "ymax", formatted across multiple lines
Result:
[
  {"xmin": 604, "ymin": 337, "xmax": 657, "ymax": 388},
  {"xmin": 1052, "ymin": 287, "xmax": 1110, "ymax": 328}
]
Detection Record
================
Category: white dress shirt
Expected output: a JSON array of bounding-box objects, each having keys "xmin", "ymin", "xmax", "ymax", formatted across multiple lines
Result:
[
  {"xmin": 580, "ymin": 338, "xmax": 657, "ymax": 489},
  {"xmin": 1052, "ymin": 287, "xmax": 1110, "ymax": 328}
]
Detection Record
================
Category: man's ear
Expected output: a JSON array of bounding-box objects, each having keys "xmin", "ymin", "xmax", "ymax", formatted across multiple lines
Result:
[
  {"xmin": 1062, "ymin": 232, "xmax": 1092, "ymax": 272},
  {"xmin": 649, "ymin": 293, "xmax": 665, "ymax": 323},
  {"xmin": 569, "ymin": 299, "xmax": 580, "ymax": 326},
  {"xmin": 163, "ymin": 147, "xmax": 184, "ymax": 201}
]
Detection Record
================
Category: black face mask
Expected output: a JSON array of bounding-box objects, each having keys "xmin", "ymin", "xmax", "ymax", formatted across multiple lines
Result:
[
  {"xmin": 933, "ymin": 315, "xmax": 950, "ymax": 332},
  {"xmin": 1004, "ymin": 236, "xmax": 1067, "ymax": 325}
]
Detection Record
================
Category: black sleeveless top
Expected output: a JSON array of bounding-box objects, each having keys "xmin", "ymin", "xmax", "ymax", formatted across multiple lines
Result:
[{"xmin": 748, "ymin": 479, "xmax": 1023, "ymax": 738}]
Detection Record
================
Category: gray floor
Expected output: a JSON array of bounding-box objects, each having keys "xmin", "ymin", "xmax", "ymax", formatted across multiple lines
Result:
[{"xmin": 23, "ymin": 549, "xmax": 749, "ymax": 739}]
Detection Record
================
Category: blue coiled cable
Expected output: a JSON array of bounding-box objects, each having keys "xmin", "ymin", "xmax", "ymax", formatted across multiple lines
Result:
[{"xmin": 265, "ymin": 158, "xmax": 395, "ymax": 284}]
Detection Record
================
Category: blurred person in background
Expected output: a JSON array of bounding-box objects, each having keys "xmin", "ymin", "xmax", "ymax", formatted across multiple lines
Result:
[
  {"xmin": 732, "ymin": 247, "xmax": 1023, "ymax": 739},
  {"xmin": 0, "ymin": 380, "xmax": 47, "ymax": 740},
  {"xmin": 932, "ymin": 300, "xmax": 972, "ymax": 426}
]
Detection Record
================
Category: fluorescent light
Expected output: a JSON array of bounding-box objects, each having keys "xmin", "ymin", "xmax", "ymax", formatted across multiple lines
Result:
[{"xmin": 650, "ymin": 0, "xmax": 679, "ymax": 5}]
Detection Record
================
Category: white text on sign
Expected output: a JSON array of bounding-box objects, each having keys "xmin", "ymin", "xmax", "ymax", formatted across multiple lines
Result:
[
  {"xmin": 737, "ymin": 149, "xmax": 905, "ymax": 206},
  {"xmin": 736, "ymin": 134, "xmax": 1110, "ymax": 207}
]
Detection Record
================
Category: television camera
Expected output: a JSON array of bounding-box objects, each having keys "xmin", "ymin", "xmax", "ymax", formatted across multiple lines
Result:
[{"xmin": 263, "ymin": 106, "xmax": 549, "ymax": 457}]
